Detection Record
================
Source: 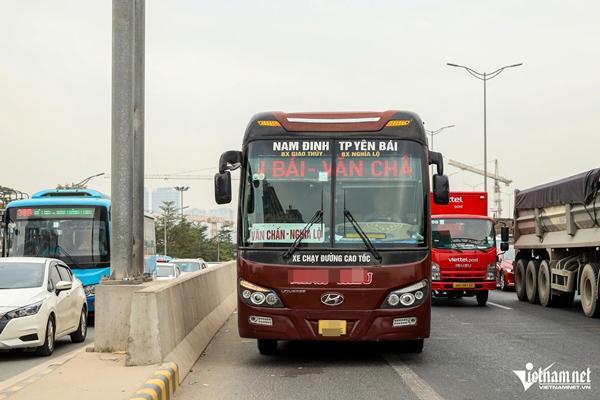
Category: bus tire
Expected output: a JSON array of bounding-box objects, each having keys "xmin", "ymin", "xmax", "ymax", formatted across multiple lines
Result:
[
  {"xmin": 515, "ymin": 259, "xmax": 528, "ymax": 301},
  {"xmin": 538, "ymin": 260, "xmax": 553, "ymax": 307},
  {"xmin": 526, "ymin": 260, "xmax": 541, "ymax": 304},
  {"xmin": 579, "ymin": 263, "xmax": 600, "ymax": 318},
  {"xmin": 403, "ymin": 339, "xmax": 424, "ymax": 353},
  {"xmin": 257, "ymin": 339, "xmax": 278, "ymax": 355}
]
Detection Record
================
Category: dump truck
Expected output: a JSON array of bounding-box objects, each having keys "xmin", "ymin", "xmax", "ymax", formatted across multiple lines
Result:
[{"xmin": 502, "ymin": 168, "xmax": 600, "ymax": 317}]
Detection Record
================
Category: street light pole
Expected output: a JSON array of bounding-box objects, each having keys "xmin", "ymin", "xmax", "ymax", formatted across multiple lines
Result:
[
  {"xmin": 425, "ymin": 125, "xmax": 455, "ymax": 177},
  {"xmin": 174, "ymin": 186, "xmax": 189, "ymax": 220},
  {"xmin": 446, "ymin": 62, "xmax": 522, "ymax": 192},
  {"xmin": 425, "ymin": 125, "xmax": 455, "ymax": 151}
]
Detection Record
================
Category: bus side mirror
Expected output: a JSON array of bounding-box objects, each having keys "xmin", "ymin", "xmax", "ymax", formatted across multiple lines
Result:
[
  {"xmin": 214, "ymin": 172, "xmax": 232, "ymax": 204},
  {"xmin": 432, "ymin": 174, "xmax": 449, "ymax": 205}
]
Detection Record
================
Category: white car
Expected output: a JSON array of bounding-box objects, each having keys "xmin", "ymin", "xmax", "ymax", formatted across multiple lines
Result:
[
  {"xmin": 153, "ymin": 262, "xmax": 181, "ymax": 281},
  {"xmin": 0, "ymin": 257, "xmax": 87, "ymax": 356},
  {"xmin": 171, "ymin": 258, "xmax": 207, "ymax": 276}
]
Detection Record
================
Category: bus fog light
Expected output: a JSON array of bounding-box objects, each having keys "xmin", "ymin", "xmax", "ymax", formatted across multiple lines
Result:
[
  {"xmin": 250, "ymin": 292, "xmax": 266, "ymax": 305},
  {"xmin": 399, "ymin": 293, "xmax": 415, "ymax": 306},
  {"xmin": 414, "ymin": 291, "xmax": 424, "ymax": 300},
  {"xmin": 387, "ymin": 293, "xmax": 400, "ymax": 306},
  {"xmin": 242, "ymin": 290, "xmax": 252, "ymax": 299},
  {"xmin": 393, "ymin": 317, "xmax": 418, "ymax": 327},
  {"xmin": 249, "ymin": 315, "xmax": 273, "ymax": 326},
  {"xmin": 265, "ymin": 293, "xmax": 279, "ymax": 306}
]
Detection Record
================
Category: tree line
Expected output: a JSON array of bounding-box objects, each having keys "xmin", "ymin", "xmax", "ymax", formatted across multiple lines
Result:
[{"xmin": 155, "ymin": 201, "xmax": 235, "ymax": 262}]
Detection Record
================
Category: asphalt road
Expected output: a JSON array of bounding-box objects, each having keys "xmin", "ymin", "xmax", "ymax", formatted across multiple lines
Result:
[
  {"xmin": 0, "ymin": 327, "xmax": 94, "ymax": 382},
  {"xmin": 178, "ymin": 291, "xmax": 600, "ymax": 400}
]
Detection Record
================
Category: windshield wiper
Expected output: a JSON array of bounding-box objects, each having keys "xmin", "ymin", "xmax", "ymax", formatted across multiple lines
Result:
[
  {"xmin": 282, "ymin": 209, "xmax": 323, "ymax": 260},
  {"xmin": 56, "ymin": 245, "xmax": 82, "ymax": 269},
  {"xmin": 344, "ymin": 210, "xmax": 382, "ymax": 263}
]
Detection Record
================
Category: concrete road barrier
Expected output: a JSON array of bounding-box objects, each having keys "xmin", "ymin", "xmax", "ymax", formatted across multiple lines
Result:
[{"xmin": 95, "ymin": 261, "xmax": 236, "ymax": 382}]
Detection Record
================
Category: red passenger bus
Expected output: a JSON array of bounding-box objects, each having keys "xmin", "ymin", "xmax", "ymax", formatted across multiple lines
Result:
[{"xmin": 214, "ymin": 111, "xmax": 449, "ymax": 354}]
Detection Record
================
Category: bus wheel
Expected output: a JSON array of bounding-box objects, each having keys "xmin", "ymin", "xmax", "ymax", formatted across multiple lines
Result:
[
  {"xmin": 403, "ymin": 339, "xmax": 424, "ymax": 353},
  {"xmin": 257, "ymin": 339, "xmax": 278, "ymax": 355},
  {"xmin": 476, "ymin": 291, "xmax": 488, "ymax": 306},
  {"xmin": 515, "ymin": 259, "xmax": 528, "ymax": 301},
  {"xmin": 538, "ymin": 260, "xmax": 553, "ymax": 307},
  {"xmin": 580, "ymin": 263, "xmax": 600, "ymax": 318},
  {"xmin": 526, "ymin": 260, "xmax": 541, "ymax": 304}
]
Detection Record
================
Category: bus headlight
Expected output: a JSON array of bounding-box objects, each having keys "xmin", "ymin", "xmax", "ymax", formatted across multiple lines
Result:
[
  {"xmin": 432, "ymin": 263, "xmax": 441, "ymax": 281},
  {"xmin": 239, "ymin": 280, "xmax": 284, "ymax": 308},
  {"xmin": 382, "ymin": 280, "xmax": 428, "ymax": 308},
  {"xmin": 486, "ymin": 264, "xmax": 496, "ymax": 281}
]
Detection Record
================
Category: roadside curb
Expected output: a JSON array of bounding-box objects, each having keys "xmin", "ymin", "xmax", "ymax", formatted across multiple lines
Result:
[{"xmin": 129, "ymin": 362, "xmax": 179, "ymax": 400}]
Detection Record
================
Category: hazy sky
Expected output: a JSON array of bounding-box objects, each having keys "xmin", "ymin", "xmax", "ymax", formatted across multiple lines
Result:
[{"xmin": 2, "ymin": 0, "xmax": 599, "ymax": 217}]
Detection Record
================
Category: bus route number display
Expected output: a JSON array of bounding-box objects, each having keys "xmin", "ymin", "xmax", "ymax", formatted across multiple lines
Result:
[{"xmin": 16, "ymin": 207, "xmax": 95, "ymax": 219}]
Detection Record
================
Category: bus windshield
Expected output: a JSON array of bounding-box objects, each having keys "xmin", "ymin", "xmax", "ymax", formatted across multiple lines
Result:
[
  {"xmin": 432, "ymin": 218, "xmax": 495, "ymax": 250},
  {"xmin": 242, "ymin": 139, "xmax": 426, "ymax": 248},
  {"xmin": 4, "ymin": 206, "xmax": 109, "ymax": 268}
]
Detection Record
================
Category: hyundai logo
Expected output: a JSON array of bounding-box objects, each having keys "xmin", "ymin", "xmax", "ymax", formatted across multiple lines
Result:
[{"xmin": 321, "ymin": 292, "xmax": 344, "ymax": 306}]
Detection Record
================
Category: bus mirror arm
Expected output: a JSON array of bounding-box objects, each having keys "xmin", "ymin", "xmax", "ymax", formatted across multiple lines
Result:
[
  {"xmin": 219, "ymin": 150, "xmax": 242, "ymax": 174},
  {"xmin": 215, "ymin": 150, "xmax": 241, "ymax": 205},
  {"xmin": 428, "ymin": 151, "xmax": 444, "ymax": 175}
]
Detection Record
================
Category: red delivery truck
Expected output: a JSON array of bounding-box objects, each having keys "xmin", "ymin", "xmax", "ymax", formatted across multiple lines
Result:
[{"xmin": 430, "ymin": 192, "xmax": 496, "ymax": 306}]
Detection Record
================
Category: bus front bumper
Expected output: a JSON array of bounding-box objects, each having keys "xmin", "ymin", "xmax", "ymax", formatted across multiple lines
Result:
[{"xmin": 237, "ymin": 301, "xmax": 430, "ymax": 341}]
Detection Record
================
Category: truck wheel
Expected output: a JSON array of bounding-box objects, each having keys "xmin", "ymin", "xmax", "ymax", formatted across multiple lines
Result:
[
  {"xmin": 526, "ymin": 260, "xmax": 541, "ymax": 304},
  {"xmin": 257, "ymin": 339, "xmax": 278, "ymax": 355},
  {"xmin": 476, "ymin": 290, "xmax": 488, "ymax": 306},
  {"xmin": 579, "ymin": 263, "xmax": 600, "ymax": 318},
  {"xmin": 538, "ymin": 260, "xmax": 553, "ymax": 307},
  {"xmin": 515, "ymin": 259, "xmax": 528, "ymax": 301}
]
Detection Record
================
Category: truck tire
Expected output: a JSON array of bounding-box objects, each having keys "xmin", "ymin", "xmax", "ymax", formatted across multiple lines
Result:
[
  {"xmin": 526, "ymin": 260, "xmax": 541, "ymax": 304},
  {"xmin": 579, "ymin": 263, "xmax": 600, "ymax": 318},
  {"xmin": 515, "ymin": 259, "xmax": 528, "ymax": 301},
  {"xmin": 538, "ymin": 260, "xmax": 554, "ymax": 307},
  {"xmin": 476, "ymin": 290, "xmax": 488, "ymax": 306}
]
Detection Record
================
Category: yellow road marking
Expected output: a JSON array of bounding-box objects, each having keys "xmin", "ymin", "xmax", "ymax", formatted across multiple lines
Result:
[
  {"xmin": 155, "ymin": 371, "xmax": 174, "ymax": 394},
  {"xmin": 147, "ymin": 379, "xmax": 166, "ymax": 400},
  {"xmin": 137, "ymin": 388, "xmax": 159, "ymax": 400}
]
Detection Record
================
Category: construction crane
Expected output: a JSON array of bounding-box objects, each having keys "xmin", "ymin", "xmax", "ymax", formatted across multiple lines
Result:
[{"xmin": 448, "ymin": 159, "xmax": 512, "ymax": 218}]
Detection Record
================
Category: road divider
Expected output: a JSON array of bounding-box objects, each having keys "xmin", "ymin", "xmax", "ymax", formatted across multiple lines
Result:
[{"xmin": 95, "ymin": 261, "xmax": 236, "ymax": 383}]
